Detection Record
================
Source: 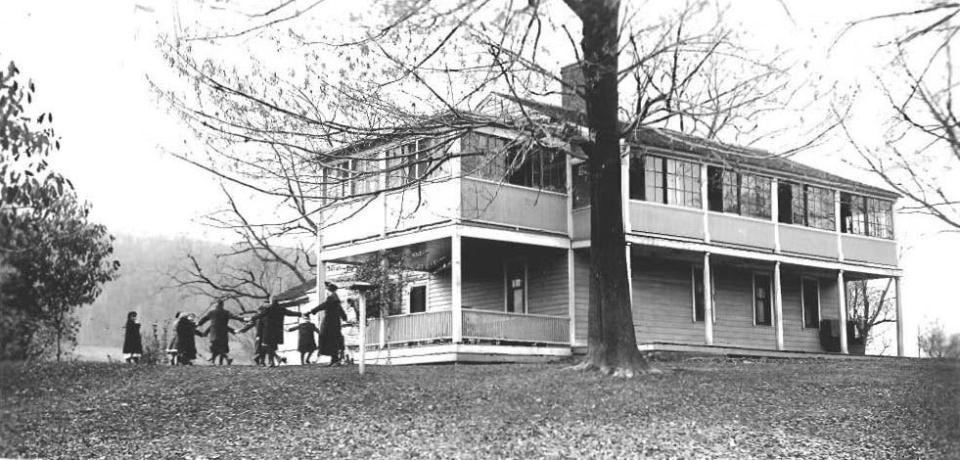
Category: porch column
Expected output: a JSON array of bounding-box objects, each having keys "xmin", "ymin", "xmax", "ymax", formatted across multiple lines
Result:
[
  {"xmin": 700, "ymin": 164, "xmax": 710, "ymax": 243},
  {"xmin": 895, "ymin": 276, "xmax": 904, "ymax": 357},
  {"xmin": 837, "ymin": 270, "xmax": 848, "ymax": 354},
  {"xmin": 451, "ymin": 230, "xmax": 463, "ymax": 343},
  {"xmin": 567, "ymin": 248, "xmax": 576, "ymax": 346},
  {"xmin": 774, "ymin": 261, "xmax": 784, "ymax": 351},
  {"xmin": 772, "ymin": 178, "xmax": 780, "ymax": 253},
  {"xmin": 703, "ymin": 252, "xmax": 713, "ymax": 346}
]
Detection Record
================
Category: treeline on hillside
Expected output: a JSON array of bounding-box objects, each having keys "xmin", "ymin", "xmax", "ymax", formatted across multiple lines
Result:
[{"xmin": 74, "ymin": 234, "xmax": 291, "ymax": 362}]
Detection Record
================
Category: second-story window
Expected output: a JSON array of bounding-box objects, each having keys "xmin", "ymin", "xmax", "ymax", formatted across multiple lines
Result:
[
  {"xmin": 840, "ymin": 193, "xmax": 894, "ymax": 239},
  {"xmin": 708, "ymin": 167, "xmax": 771, "ymax": 219},
  {"xmin": 779, "ymin": 183, "xmax": 836, "ymax": 230},
  {"xmin": 385, "ymin": 138, "xmax": 447, "ymax": 189},
  {"xmin": 634, "ymin": 155, "xmax": 701, "ymax": 208},
  {"xmin": 462, "ymin": 132, "xmax": 566, "ymax": 192}
]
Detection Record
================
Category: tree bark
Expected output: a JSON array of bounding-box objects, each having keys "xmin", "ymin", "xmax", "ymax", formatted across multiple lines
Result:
[{"xmin": 565, "ymin": 0, "xmax": 652, "ymax": 376}]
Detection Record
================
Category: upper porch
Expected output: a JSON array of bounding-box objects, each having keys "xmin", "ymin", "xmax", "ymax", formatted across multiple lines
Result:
[{"xmin": 319, "ymin": 129, "xmax": 901, "ymax": 272}]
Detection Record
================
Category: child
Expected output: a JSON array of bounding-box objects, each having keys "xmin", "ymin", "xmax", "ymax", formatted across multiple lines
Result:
[
  {"xmin": 122, "ymin": 312, "xmax": 143, "ymax": 364},
  {"xmin": 287, "ymin": 319, "xmax": 319, "ymax": 365}
]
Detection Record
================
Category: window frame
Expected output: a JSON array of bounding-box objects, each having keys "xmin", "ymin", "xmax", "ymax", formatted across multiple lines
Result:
[
  {"xmin": 408, "ymin": 283, "xmax": 428, "ymax": 314},
  {"xmin": 503, "ymin": 258, "xmax": 528, "ymax": 314},
  {"xmin": 800, "ymin": 277, "xmax": 821, "ymax": 330},
  {"xmin": 752, "ymin": 272, "xmax": 773, "ymax": 327},
  {"xmin": 640, "ymin": 154, "xmax": 701, "ymax": 209}
]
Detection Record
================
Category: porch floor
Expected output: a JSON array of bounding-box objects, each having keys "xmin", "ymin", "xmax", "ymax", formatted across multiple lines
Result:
[{"xmin": 353, "ymin": 343, "xmax": 571, "ymax": 365}]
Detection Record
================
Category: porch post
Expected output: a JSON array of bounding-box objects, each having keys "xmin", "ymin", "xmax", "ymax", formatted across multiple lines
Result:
[
  {"xmin": 566, "ymin": 142, "xmax": 576, "ymax": 347},
  {"xmin": 772, "ymin": 179, "xmax": 780, "ymax": 253},
  {"xmin": 837, "ymin": 270, "xmax": 848, "ymax": 354},
  {"xmin": 774, "ymin": 261, "xmax": 784, "ymax": 351},
  {"xmin": 895, "ymin": 276, "xmax": 904, "ymax": 357},
  {"xmin": 701, "ymin": 164, "xmax": 710, "ymax": 243},
  {"xmin": 451, "ymin": 229, "xmax": 463, "ymax": 344},
  {"xmin": 358, "ymin": 293, "xmax": 366, "ymax": 375},
  {"xmin": 703, "ymin": 253, "xmax": 713, "ymax": 346}
]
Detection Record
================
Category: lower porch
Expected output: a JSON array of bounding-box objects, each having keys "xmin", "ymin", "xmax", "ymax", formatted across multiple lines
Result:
[{"xmin": 355, "ymin": 309, "xmax": 571, "ymax": 365}]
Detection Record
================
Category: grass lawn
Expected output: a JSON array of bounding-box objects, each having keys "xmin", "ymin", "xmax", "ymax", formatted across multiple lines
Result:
[{"xmin": 1, "ymin": 357, "xmax": 958, "ymax": 459}]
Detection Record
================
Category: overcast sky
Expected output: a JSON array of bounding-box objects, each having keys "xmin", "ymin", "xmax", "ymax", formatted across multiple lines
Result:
[{"xmin": 1, "ymin": 0, "xmax": 958, "ymax": 353}]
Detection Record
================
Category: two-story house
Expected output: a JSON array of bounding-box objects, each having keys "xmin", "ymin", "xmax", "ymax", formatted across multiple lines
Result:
[{"xmin": 310, "ymin": 91, "xmax": 904, "ymax": 365}]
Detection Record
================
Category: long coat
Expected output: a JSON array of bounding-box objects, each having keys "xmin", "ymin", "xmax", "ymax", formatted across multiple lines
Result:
[
  {"xmin": 251, "ymin": 302, "xmax": 301, "ymax": 347},
  {"xmin": 122, "ymin": 319, "xmax": 143, "ymax": 354},
  {"xmin": 289, "ymin": 322, "xmax": 319, "ymax": 353},
  {"xmin": 175, "ymin": 317, "xmax": 202, "ymax": 361},
  {"xmin": 197, "ymin": 308, "xmax": 242, "ymax": 354},
  {"xmin": 309, "ymin": 293, "xmax": 347, "ymax": 357}
]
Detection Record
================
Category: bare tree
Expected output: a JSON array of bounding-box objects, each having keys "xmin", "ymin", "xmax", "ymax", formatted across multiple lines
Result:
[
  {"xmin": 155, "ymin": 0, "xmax": 813, "ymax": 375},
  {"xmin": 846, "ymin": 279, "xmax": 896, "ymax": 351},
  {"xmin": 839, "ymin": 2, "xmax": 960, "ymax": 231}
]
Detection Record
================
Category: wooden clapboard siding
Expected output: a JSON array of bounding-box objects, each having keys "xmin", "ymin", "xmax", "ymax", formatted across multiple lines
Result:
[
  {"xmin": 820, "ymin": 278, "xmax": 840, "ymax": 321},
  {"xmin": 428, "ymin": 270, "xmax": 452, "ymax": 311},
  {"xmin": 573, "ymin": 250, "xmax": 590, "ymax": 344},
  {"xmin": 780, "ymin": 272, "xmax": 822, "ymax": 352},
  {"xmin": 526, "ymin": 251, "xmax": 569, "ymax": 316},
  {"xmin": 712, "ymin": 266, "xmax": 778, "ymax": 349},
  {"xmin": 461, "ymin": 251, "xmax": 503, "ymax": 311},
  {"xmin": 632, "ymin": 257, "xmax": 704, "ymax": 345}
]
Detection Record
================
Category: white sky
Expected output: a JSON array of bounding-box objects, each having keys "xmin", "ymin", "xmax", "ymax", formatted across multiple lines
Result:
[{"xmin": 1, "ymin": 0, "xmax": 958, "ymax": 353}]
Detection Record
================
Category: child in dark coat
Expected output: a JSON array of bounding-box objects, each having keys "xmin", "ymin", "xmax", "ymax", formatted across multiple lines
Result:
[
  {"xmin": 122, "ymin": 312, "xmax": 143, "ymax": 364},
  {"xmin": 287, "ymin": 319, "xmax": 320, "ymax": 365}
]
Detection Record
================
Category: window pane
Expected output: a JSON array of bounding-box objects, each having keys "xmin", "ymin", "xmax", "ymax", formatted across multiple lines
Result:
[{"xmin": 740, "ymin": 173, "xmax": 771, "ymax": 219}]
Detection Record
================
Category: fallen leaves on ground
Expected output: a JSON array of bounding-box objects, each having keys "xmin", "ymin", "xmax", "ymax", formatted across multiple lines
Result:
[{"xmin": 0, "ymin": 357, "xmax": 958, "ymax": 459}]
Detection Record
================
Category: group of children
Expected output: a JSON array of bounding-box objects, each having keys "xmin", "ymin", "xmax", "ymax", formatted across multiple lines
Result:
[{"xmin": 121, "ymin": 282, "xmax": 350, "ymax": 367}]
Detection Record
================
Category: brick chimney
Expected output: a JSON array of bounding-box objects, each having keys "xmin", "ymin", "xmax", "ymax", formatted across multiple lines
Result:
[{"xmin": 560, "ymin": 63, "xmax": 586, "ymax": 114}]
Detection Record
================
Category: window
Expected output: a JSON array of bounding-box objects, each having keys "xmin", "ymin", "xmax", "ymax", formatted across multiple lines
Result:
[
  {"xmin": 505, "ymin": 260, "xmax": 526, "ymax": 313},
  {"xmin": 840, "ymin": 193, "xmax": 894, "ymax": 239},
  {"xmin": 740, "ymin": 174, "xmax": 771, "ymax": 219},
  {"xmin": 722, "ymin": 170, "xmax": 740, "ymax": 214},
  {"xmin": 462, "ymin": 132, "xmax": 565, "ymax": 192},
  {"xmin": 866, "ymin": 198, "xmax": 893, "ymax": 239},
  {"xmin": 637, "ymin": 155, "xmax": 701, "ymax": 208},
  {"xmin": 707, "ymin": 166, "xmax": 724, "ymax": 212},
  {"xmin": 782, "ymin": 183, "xmax": 835, "ymax": 230},
  {"xmin": 409, "ymin": 285, "xmax": 427, "ymax": 314},
  {"xmin": 709, "ymin": 168, "xmax": 771, "ymax": 218},
  {"xmin": 806, "ymin": 185, "xmax": 835, "ymax": 230},
  {"xmin": 572, "ymin": 162, "xmax": 590, "ymax": 208},
  {"xmin": 754, "ymin": 273, "xmax": 772, "ymax": 326},
  {"xmin": 321, "ymin": 161, "xmax": 353, "ymax": 204},
  {"xmin": 354, "ymin": 155, "xmax": 380, "ymax": 196},
  {"xmin": 777, "ymin": 182, "xmax": 796, "ymax": 224},
  {"xmin": 692, "ymin": 267, "xmax": 705, "ymax": 322},
  {"xmin": 801, "ymin": 278, "xmax": 820, "ymax": 329},
  {"xmin": 386, "ymin": 138, "xmax": 445, "ymax": 188}
]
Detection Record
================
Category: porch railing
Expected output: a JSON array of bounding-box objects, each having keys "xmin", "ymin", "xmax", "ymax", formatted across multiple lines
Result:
[
  {"xmin": 364, "ymin": 310, "xmax": 453, "ymax": 346},
  {"xmin": 462, "ymin": 310, "xmax": 569, "ymax": 345},
  {"xmin": 362, "ymin": 309, "xmax": 570, "ymax": 347}
]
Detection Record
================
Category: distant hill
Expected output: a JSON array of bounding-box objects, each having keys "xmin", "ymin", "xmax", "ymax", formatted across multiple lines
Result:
[{"xmin": 74, "ymin": 234, "xmax": 252, "ymax": 361}]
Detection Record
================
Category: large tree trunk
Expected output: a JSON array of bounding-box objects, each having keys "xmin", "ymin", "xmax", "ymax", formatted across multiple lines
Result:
[{"xmin": 566, "ymin": 0, "xmax": 652, "ymax": 376}]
